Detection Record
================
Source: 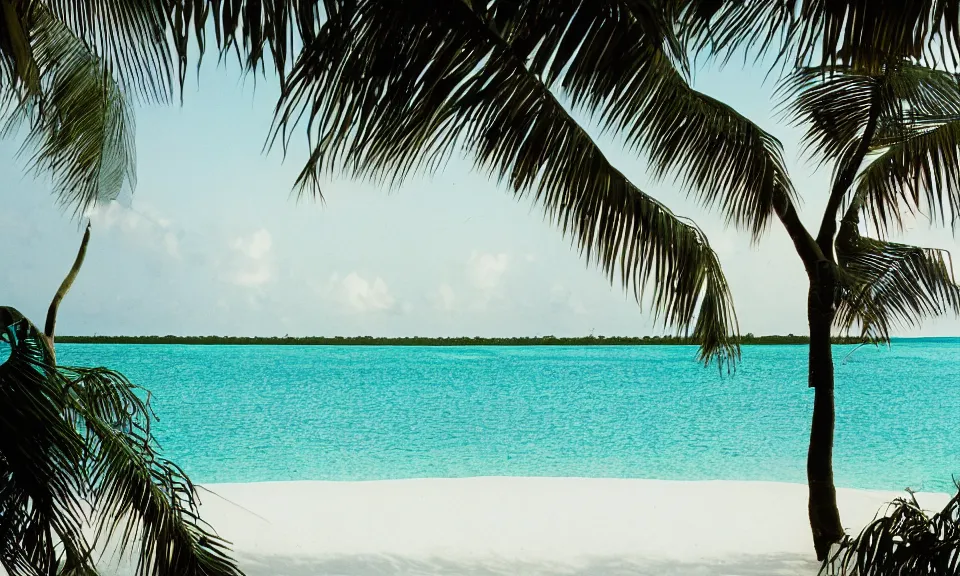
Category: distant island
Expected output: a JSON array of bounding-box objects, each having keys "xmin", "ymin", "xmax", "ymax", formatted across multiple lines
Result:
[{"xmin": 57, "ymin": 334, "xmax": 871, "ymax": 346}]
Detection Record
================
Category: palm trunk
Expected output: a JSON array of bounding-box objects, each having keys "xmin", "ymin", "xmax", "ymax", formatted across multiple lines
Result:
[
  {"xmin": 44, "ymin": 222, "xmax": 91, "ymax": 363},
  {"xmin": 806, "ymin": 277, "xmax": 844, "ymax": 561}
]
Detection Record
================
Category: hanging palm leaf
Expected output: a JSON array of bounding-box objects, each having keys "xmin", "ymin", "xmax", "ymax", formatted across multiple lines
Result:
[
  {"xmin": 2, "ymin": 4, "xmax": 136, "ymax": 216},
  {"xmin": 835, "ymin": 221, "xmax": 960, "ymax": 341},
  {"xmin": 0, "ymin": 306, "xmax": 244, "ymax": 576}
]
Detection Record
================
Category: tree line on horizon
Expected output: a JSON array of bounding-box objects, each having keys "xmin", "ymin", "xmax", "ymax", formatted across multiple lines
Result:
[{"xmin": 56, "ymin": 334, "xmax": 871, "ymax": 346}]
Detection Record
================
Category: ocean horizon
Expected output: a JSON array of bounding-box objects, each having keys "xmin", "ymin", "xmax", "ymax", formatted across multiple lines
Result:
[{"xmin": 57, "ymin": 340, "xmax": 960, "ymax": 492}]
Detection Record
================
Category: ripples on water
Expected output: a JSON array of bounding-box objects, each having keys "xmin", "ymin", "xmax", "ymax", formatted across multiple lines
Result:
[{"xmin": 57, "ymin": 341, "xmax": 960, "ymax": 491}]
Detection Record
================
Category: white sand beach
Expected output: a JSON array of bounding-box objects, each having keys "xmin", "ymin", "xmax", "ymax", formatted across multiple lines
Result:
[{"xmin": 142, "ymin": 478, "xmax": 949, "ymax": 576}]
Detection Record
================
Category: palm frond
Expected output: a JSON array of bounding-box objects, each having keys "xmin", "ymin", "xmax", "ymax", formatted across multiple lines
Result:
[
  {"xmin": 781, "ymin": 62, "xmax": 960, "ymax": 233},
  {"xmin": 2, "ymin": 5, "xmax": 136, "ymax": 216},
  {"xmin": 834, "ymin": 223, "xmax": 960, "ymax": 342},
  {"xmin": 607, "ymin": 56, "xmax": 794, "ymax": 239},
  {"xmin": 273, "ymin": 0, "xmax": 740, "ymax": 366},
  {"xmin": 823, "ymin": 484, "xmax": 960, "ymax": 576},
  {"xmin": 779, "ymin": 67, "xmax": 879, "ymax": 169},
  {"xmin": 0, "ymin": 307, "xmax": 242, "ymax": 576},
  {"xmin": 0, "ymin": 0, "xmax": 41, "ymax": 93},
  {"xmin": 779, "ymin": 63, "xmax": 960, "ymax": 169},
  {"xmin": 42, "ymin": 0, "xmax": 173, "ymax": 103},
  {"xmin": 857, "ymin": 117, "xmax": 960, "ymax": 233},
  {"xmin": 60, "ymin": 366, "xmax": 243, "ymax": 576},
  {"xmin": 679, "ymin": 0, "xmax": 960, "ymax": 70},
  {"xmin": 472, "ymin": 0, "xmax": 795, "ymax": 239},
  {"xmin": 166, "ymin": 0, "xmax": 334, "ymax": 86},
  {"xmin": 0, "ymin": 307, "xmax": 91, "ymax": 576}
]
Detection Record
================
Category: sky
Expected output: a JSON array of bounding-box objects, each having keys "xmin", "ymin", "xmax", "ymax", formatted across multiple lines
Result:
[{"xmin": 2, "ymin": 53, "xmax": 959, "ymax": 338}]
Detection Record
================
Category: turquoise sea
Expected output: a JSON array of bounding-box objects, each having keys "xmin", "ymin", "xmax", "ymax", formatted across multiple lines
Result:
[{"xmin": 55, "ymin": 340, "xmax": 960, "ymax": 492}]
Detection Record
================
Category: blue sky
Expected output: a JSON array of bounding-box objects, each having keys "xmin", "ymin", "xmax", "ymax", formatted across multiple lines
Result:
[{"xmin": 2, "ymin": 54, "xmax": 958, "ymax": 338}]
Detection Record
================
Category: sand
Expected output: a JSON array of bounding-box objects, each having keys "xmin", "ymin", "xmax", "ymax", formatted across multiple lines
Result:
[{"xmin": 119, "ymin": 478, "xmax": 949, "ymax": 576}]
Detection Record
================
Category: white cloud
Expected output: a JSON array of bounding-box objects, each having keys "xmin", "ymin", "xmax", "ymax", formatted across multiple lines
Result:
[
  {"xmin": 550, "ymin": 283, "xmax": 588, "ymax": 316},
  {"xmin": 331, "ymin": 272, "xmax": 396, "ymax": 313},
  {"xmin": 468, "ymin": 251, "xmax": 509, "ymax": 291},
  {"xmin": 230, "ymin": 228, "xmax": 273, "ymax": 287},
  {"xmin": 88, "ymin": 202, "xmax": 182, "ymax": 259},
  {"xmin": 234, "ymin": 266, "xmax": 272, "ymax": 287},
  {"xmin": 163, "ymin": 232, "xmax": 180, "ymax": 258},
  {"xmin": 233, "ymin": 228, "xmax": 272, "ymax": 260},
  {"xmin": 434, "ymin": 283, "xmax": 456, "ymax": 311}
]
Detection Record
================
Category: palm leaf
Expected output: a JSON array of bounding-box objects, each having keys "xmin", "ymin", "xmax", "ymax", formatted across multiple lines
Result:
[
  {"xmin": 0, "ymin": 0, "xmax": 40, "ymax": 94},
  {"xmin": 779, "ymin": 66, "xmax": 880, "ymax": 170},
  {"xmin": 0, "ymin": 307, "xmax": 92, "ymax": 576},
  {"xmin": 680, "ymin": 0, "xmax": 960, "ymax": 70},
  {"xmin": 857, "ymin": 117, "xmax": 960, "ymax": 233},
  {"xmin": 453, "ymin": 0, "xmax": 795, "ymax": 239},
  {"xmin": 603, "ymin": 55, "xmax": 794, "ymax": 238},
  {"xmin": 779, "ymin": 62, "xmax": 960, "ymax": 234},
  {"xmin": 823, "ymin": 484, "xmax": 960, "ymax": 576},
  {"xmin": 42, "ymin": 0, "xmax": 173, "ymax": 103},
  {"xmin": 780, "ymin": 63, "xmax": 960, "ymax": 171},
  {"xmin": 0, "ymin": 0, "xmax": 174, "ymax": 102},
  {"xmin": 2, "ymin": 5, "xmax": 136, "ymax": 216},
  {"xmin": 834, "ymin": 222, "xmax": 960, "ymax": 342},
  {"xmin": 0, "ymin": 307, "xmax": 243, "ymax": 576},
  {"xmin": 60, "ymin": 366, "xmax": 243, "ymax": 576},
  {"xmin": 272, "ymin": 0, "xmax": 740, "ymax": 366},
  {"xmin": 165, "ymin": 0, "xmax": 334, "ymax": 86}
]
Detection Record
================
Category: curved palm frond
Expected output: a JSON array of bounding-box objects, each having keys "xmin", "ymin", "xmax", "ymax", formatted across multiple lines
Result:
[
  {"xmin": 823, "ymin": 485, "xmax": 960, "ymax": 576},
  {"xmin": 61, "ymin": 366, "xmax": 243, "ymax": 576},
  {"xmin": 272, "ymin": 0, "xmax": 740, "ymax": 366},
  {"xmin": 679, "ymin": 0, "xmax": 960, "ymax": 70},
  {"xmin": 0, "ymin": 307, "xmax": 89, "ymax": 576},
  {"xmin": 512, "ymin": 0, "xmax": 795, "ymax": 239},
  {"xmin": 778, "ymin": 67, "xmax": 879, "ymax": 169},
  {"xmin": 474, "ymin": 0, "xmax": 795, "ymax": 239},
  {"xmin": 607, "ymin": 55, "xmax": 794, "ymax": 239},
  {"xmin": 834, "ymin": 220, "xmax": 960, "ymax": 342},
  {"xmin": 0, "ymin": 0, "xmax": 41, "ymax": 93},
  {"xmin": 0, "ymin": 307, "xmax": 243, "ymax": 576},
  {"xmin": 857, "ymin": 116, "xmax": 960, "ymax": 233},
  {"xmin": 2, "ymin": 4, "xmax": 136, "ymax": 216}
]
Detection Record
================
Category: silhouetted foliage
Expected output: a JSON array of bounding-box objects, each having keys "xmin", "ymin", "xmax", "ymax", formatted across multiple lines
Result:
[
  {"xmin": 57, "ymin": 334, "xmax": 869, "ymax": 346},
  {"xmin": 0, "ymin": 307, "xmax": 243, "ymax": 576},
  {"xmin": 822, "ymin": 483, "xmax": 960, "ymax": 576}
]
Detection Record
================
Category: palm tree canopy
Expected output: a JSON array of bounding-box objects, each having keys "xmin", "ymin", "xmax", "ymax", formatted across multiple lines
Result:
[{"xmin": 777, "ymin": 60, "xmax": 960, "ymax": 339}]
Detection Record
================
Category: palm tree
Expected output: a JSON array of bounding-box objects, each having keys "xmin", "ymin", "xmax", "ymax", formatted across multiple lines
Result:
[
  {"xmin": 160, "ymin": 0, "xmax": 960, "ymax": 560},
  {"xmin": 1, "ymin": 2, "xmax": 244, "ymax": 574}
]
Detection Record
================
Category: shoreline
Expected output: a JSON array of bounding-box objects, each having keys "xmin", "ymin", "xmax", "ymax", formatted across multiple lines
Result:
[{"xmin": 143, "ymin": 477, "xmax": 951, "ymax": 576}]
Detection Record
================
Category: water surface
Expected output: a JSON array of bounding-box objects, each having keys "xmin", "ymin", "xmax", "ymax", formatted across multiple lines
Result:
[{"xmin": 57, "ymin": 341, "xmax": 960, "ymax": 491}]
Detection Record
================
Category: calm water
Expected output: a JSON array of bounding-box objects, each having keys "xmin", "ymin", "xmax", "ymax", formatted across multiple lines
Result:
[{"xmin": 53, "ymin": 341, "xmax": 960, "ymax": 491}]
